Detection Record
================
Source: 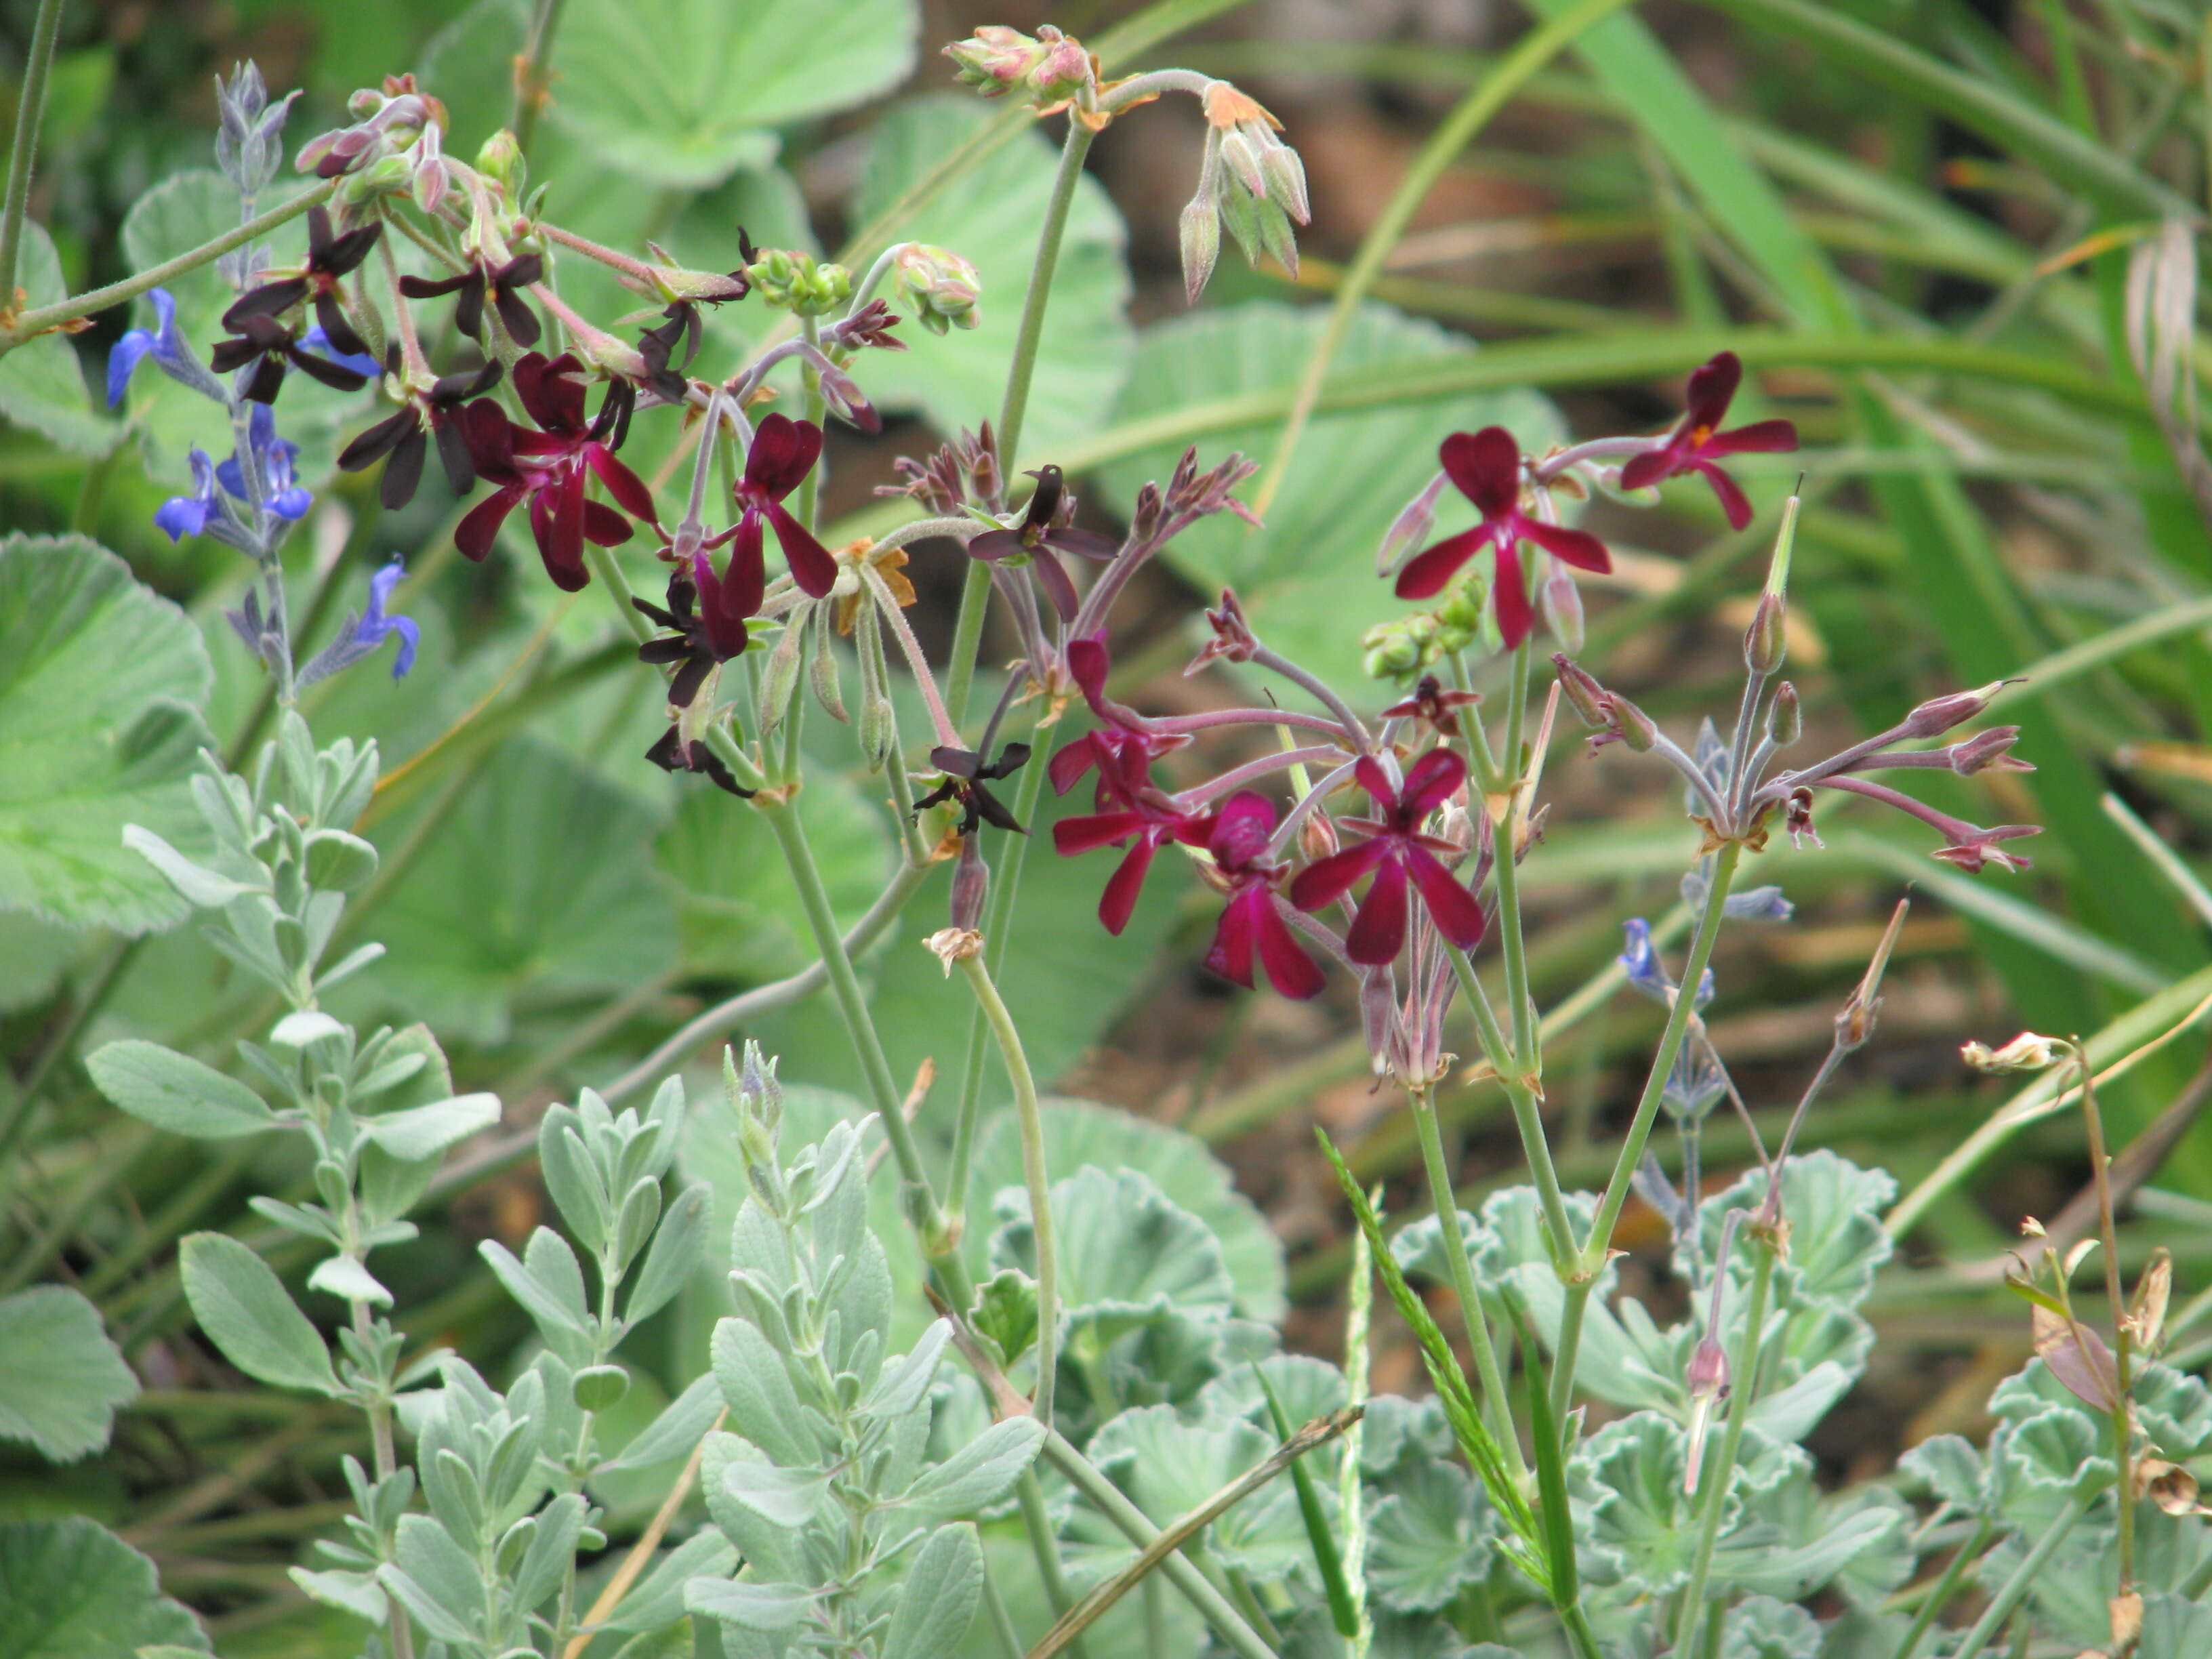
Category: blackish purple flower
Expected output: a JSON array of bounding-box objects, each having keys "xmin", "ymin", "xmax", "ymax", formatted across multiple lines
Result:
[
  {"xmin": 914, "ymin": 743, "xmax": 1032, "ymax": 836},
  {"xmin": 1048, "ymin": 634, "xmax": 1187, "ymax": 798},
  {"xmin": 455, "ymin": 352, "xmax": 657, "ymax": 592},
  {"xmin": 725, "ymin": 413, "xmax": 836, "ymax": 600},
  {"xmin": 221, "ymin": 206, "xmax": 383, "ymax": 362},
  {"xmin": 338, "ymin": 360, "xmax": 504, "ymax": 509},
  {"xmin": 1382, "ymin": 674, "xmax": 1481, "ymax": 737},
  {"xmin": 398, "ymin": 253, "xmax": 544, "ymax": 348},
  {"xmin": 633, "ymin": 566, "xmax": 737, "ymax": 709},
  {"xmin": 1616, "ymin": 352, "xmax": 1798, "ymax": 530},
  {"xmin": 1289, "ymin": 748, "xmax": 1485, "ymax": 964},
  {"xmin": 1395, "ymin": 427, "xmax": 1610, "ymax": 649},
  {"xmin": 1202, "ymin": 791, "xmax": 1323, "ymax": 1000},
  {"xmin": 646, "ymin": 726, "xmax": 754, "ymax": 798},
  {"xmin": 968, "ymin": 464, "xmax": 1119, "ymax": 621},
  {"xmin": 209, "ymin": 312, "xmax": 375, "ymax": 404}
]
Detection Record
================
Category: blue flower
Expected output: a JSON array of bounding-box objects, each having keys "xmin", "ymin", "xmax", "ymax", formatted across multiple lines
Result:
[
  {"xmin": 303, "ymin": 323, "xmax": 382, "ymax": 382},
  {"xmin": 1618, "ymin": 918, "xmax": 1714, "ymax": 1008},
  {"xmin": 216, "ymin": 404, "xmax": 313, "ymax": 520},
  {"xmin": 358, "ymin": 557, "xmax": 421, "ymax": 677},
  {"xmin": 107, "ymin": 287, "xmax": 220, "ymax": 407},
  {"xmin": 155, "ymin": 449, "xmax": 222, "ymax": 541}
]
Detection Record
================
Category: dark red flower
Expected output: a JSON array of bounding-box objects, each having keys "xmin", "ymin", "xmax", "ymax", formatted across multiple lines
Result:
[
  {"xmin": 222, "ymin": 207, "xmax": 383, "ymax": 363},
  {"xmin": 1288, "ymin": 748, "xmax": 1484, "ymax": 964},
  {"xmin": 208, "ymin": 312, "xmax": 373, "ymax": 405},
  {"xmin": 968, "ymin": 464, "xmax": 1119, "ymax": 621},
  {"xmin": 454, "ymin": 352, "xmax": 658, "ymax": 592},
  {"xmin": 1048, "ymin": 634, "xmax": 1187, "ymax": 798},
  {"xmin": 1202, "ymin": 791, "xmax": 1324, "ymax": 1000},
  {"xmin": 337, "ymin": 360, "xmax": 504, "ymax": 508},
  {"xmin": 1051, "ymin": 746, "xmax": 1213, "ymax": 935},
  {"xmin": 1394, "ymin": 427, "xmax": 1610, "ymax": 649},
  {"xmin": 632, "ymin": 567, "xmax": 734, "ymax": 709},
  {"xmin": 1616, "ymin": 351, "xmax": 1797, "ymax": 530},
  {"xmin": 398, "ymin": 253, "xmax": 544, "ymax": 348},
  {"xmin": 646, "ymin": 726, "xmax": 752, "ymax": 798},
  {"xmin": 1382, "ymin": 673, "xmax": 1481, "ymax": 737},
  {"xmin": 914, "ymin": 743, "xmax": 1032, "ymax": 836},
  {"xmin": 727, "ymin": 414, "xmax": 836, "ymax": 600}
]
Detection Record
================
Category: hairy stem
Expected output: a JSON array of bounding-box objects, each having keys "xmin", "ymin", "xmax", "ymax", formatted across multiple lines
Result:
[
  {"xmin": 1950, "ymin": 1494, "xmax": 2090, "ymax": 1659},
  {"xmin": 1887, "ymin": 1513, "xmax": 1997, "ymax": 1659},
  {"xmin": 512, "ymin": 0, "xmax": 571, "ymax": 155},
  {"xmin": 1673, "ymin": 1233, "xmax": 1775, "ymax": 1653},
  {"xmin": 0, "ymin": 0, "xmax": 64, "ymax": 319}
]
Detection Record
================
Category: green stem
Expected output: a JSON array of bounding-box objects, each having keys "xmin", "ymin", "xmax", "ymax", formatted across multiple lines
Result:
[
  {"xmin": 957, "ymin": 954, "xmax": 1058, "ymax": 1427},
  {"xmin": 3, "ymin": 179, "xmax": 340, "ymax": 350},
  {"xmin": 1948, "ymin": 1494, "xmax": 2089, "ymax": 1659},
  {"xmin": 798, "ymin": 314, "xmax": 826, "ymax": 533},
  {"xmin": 0, "ymin": 1125, "xmax": 154, "ymax": 1296},
  {"xmin": 1040, "ymin": 1428, "xmax": 1278, "ymax": 1659},
  {"xmin": 943, "ymin": 567, "xmax": 993, "ymax": 729},
  {"xmin": 1887, "ymin": 1513, "xmax": 1997, "ymax": 1659},
  {"xmin": 1673, "ymin": 1235, "xmax": 1776, "ymax": 1654},
  {"xmin": 1448, "ymin": 947, "xmax": 1576, "ymax": 1265},
  {"xmin": 1492, "ymin": 637, "xmax": 1538, "ymax": 1070},
  {"xmin": 1248, "ymin": 0, "xmax": 1641, "ymax": 516},
  {"xmin": 1407, "ymin": 1082, "xmax": 1526, "ymax": 1481},
  {"xmin": 353, "ymin": 1303, "xmax": 417, "ymax": 1659},
  {"xmin": 512, "ymin": 0, "xmax": 571, "ymax": 155},
  {"xmin": 0, "ymin": 0, "xmax": 64, "ymax": 317}
]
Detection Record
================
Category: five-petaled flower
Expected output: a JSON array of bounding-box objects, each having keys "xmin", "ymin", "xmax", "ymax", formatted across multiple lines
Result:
[
  {"xmin": 1382, "ymin": 674, "xmax": 1481, "ymax": 737},
  {"xmin": 1394, "ymin": 427, "xmax": 1610, "ymax": 649},
  {"xmin": 455, "ymin": 351, "xmax": 657, "ymax": 591},
  {"xmin": 1201, "ymin": 791, "xmax": 1324, "ymax": 1000},
  {"xmin": 1617, "ymin": 351, "xmax": 1797, "ymax": 530},
  {"xmin": 914, "ymin": 743, "xmax": 1032, "ymax": 836},
  {"xmin": 210, "ymin": 311, "xmax": 375, "ymax": 404},
  {"xmin": 222, "ymin": 206, "xmax": 384, "ymax": 364},
  {"xmin": 633, "ymin": 567, "xmax": 735, "ymax": 709},
  {"xmin": 1289, "ymin": 747, "xmax": 1486, "ymax": 964},
  {"xmin": 1048, "ymin": 634, "xmax": 1187, "ymax": 798},
  {"xmin": 399, "ymin": 253, "xmax": 544, "ymax": 348},
  {"xmin": 1052, "ymin": 747, "xmax": 1212, "ymax": 933},
  {"xmin": 967, "ymin": 464, "xmax": 1120, "ymax": 620},
  {"xmin": 339, "ymin": 361, "xmax": 504, "ymax": 508},
  {"xmin": 727, "ymin": 414, "xmax": 837, "ymax": 600}
]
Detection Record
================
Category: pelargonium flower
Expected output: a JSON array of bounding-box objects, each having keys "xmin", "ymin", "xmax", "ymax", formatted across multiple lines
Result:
[
  {"xmin": 914, "ymin": 743, "xmax": 1032, "ymax": 836},
  {"xmin": 728, "ymin": 414, "xmax": 836, "ymax": 599},
  {"xmin": 646, "ymin": 726, "xmax": 752, "ymax": 798},
  {"xmin": 216, "ymin": 403, "xmax": 314, "ymax": 520},
  {"xmin": 1048, "ymin": 634, "xmax": 1187, "ymax": 798},
  {"xmin": 1052, "ymin": 748, "xmax": 1213, "ymax": 934},
  {"xmin": 1382, "ymin": 674, "xmax": 1481, "ymax": 737},
  {"xmin": 1618, "ymin": 352, "xmax": 1798, "ymax": 530},
  {"xmin": 399, "ymin": 253, "xmax": 544, "ymax": 348},
  {"xmin": 209, "ymin": 311, "xmax": 375, "ymax": 404},
  {"xmin": 1202, "ymin": 791, "xmax": 1323, "ymax": 1000},
  {"xmin": 338, "ymin": 361, "xmax": 504, "ymax": 508},
  {"xmin": 1289, "ymin": 747, "xmax": 1485, "ymax": 964},
  {"xmin": 634, "ymin": 565, "xmax": 739, "ymax": 709},
  {"xmin": 222, "ymin": 206, "xmax": 383, "ymax": 361},
  {"xmin": 455, "ymin": 351, "xmax": 657, "ymax": 591},
  {"xmin": 1394, "ymin": 427, "xmax": 1610, "ymax": 649},
  {"xmin": 968, "ymin": 464, "xmax": 1119, "ymax": 621}
]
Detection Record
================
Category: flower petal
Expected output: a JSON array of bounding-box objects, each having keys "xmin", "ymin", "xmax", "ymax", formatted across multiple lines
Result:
[
  {"xmin": 764, "ymin": 500, "xmax": 837, "ymax": 597},
  {"xmin": 1052, "ymin": 810, "xmax": 1147, "ymax": 855},
  {"xmin": 1098, "ymin": 838, "xmax": 1157, "ymax": 935},
  {"xmin": 1394, "ymin": 527, "xmax": 1487, "ymax": 601},
  {"xmin": 1288, "ymin": 836, "xmax": 1389, "ymax": 912},
  {"xmin": 1209, "ymin": 790, "xmax": 1277, "ymax": 867},
  {"xmin": 1204, "ymin": 891, "xmax": 1258, "ymax": 988},
  {"xmin": 1254, "ymin": 896, "xmax": 1326, "ymax": 999},
  {"xmin": 1684, "ymin": 350, "xmax": 1742, "ymax": 431},
  {"xmin": 455, "ymin": 484, "xmax": 525, "ymax": 561},
  {"xmin": 744, "ymin": 413, "xmax": 823, "ymax": 499},
  {"xmin": 1691, "ymin": 457, "xmax": 1754, "ymax": 531},
  {"xmin": 1616, "ymin": 445, "xmax": 1679, "ymax": 492},
  {"xmin": 1520, "ymin": 516, "xmax": 1610, "ymax": 575},
  {"xmin": 585, "ymin": 443, "xmax": 659, "ymax": 525},
  {"xmin": 1491, "ymin": 536, "xmax": 1533, "ymax": 649},
  {"xmin": 1700, "ymin": 417, "xmax": 1798, "ymax": 458},
  {"xmin": 1438, "ymin": 426, "xmax": 1522, "ymax": 518},
  {"xmin": 1399, "ymin": 747, "xmax": 1467, "ymax": 818},
  {"xmin": 1344, "ymin": 853, "xmax": 1410, "ymax": 965},
  {"xmin": 1405, "ymin": 846, "xmax": 1486, "ymax": 950}
]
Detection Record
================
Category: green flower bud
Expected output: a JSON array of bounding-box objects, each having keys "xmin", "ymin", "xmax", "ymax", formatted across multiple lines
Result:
[{"xmin": 476, "ymin": 128, "xmax": 526, "ymax": 201}]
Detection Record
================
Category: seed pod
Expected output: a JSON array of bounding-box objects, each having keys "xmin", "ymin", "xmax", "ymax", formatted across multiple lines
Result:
[{"xmin": 1765, "ymin": 680, "xmax": 1801, "ymax": 747}]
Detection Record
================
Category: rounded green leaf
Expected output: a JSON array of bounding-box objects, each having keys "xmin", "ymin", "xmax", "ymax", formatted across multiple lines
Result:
[
  {"xmin": 86, "ymin": 1040, "xmax": 275, "ymax": 1140},
  {"xmin": 0, "ymin": 535, "xmax": 216, "ymax": 933},
  {"xmin": 180, "ymin": 1232, "xmax": 342, "ymax": 1397},
  {"xmin": 0, "ymin": 1287, "xmax": 138, "ymax": 1464},
  {"xmin": 0, "ymin": 1517, "xmax": 207, "ymax": 1656}
]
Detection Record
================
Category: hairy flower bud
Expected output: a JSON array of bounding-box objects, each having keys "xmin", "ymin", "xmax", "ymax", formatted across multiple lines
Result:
[
  {"xmin": 1177, "ymin": 195, "xmax": 1221, "ymax": 308},
  {"xmin": 1744, "ymin": 591, "xmax": 1787, "ymax": 675},
  {"xmin": 944, "ymin": 24, "xmax": 1093, "ymax": 109},
  {"xmin": 1377, "ymin": 471, "xmax": 1447, "ymax": 577},
  {"xmin": 859, "ymin": 692, "xmax": 897, "ymax": 773},
  {"xmin": 893, "ymin": 243, "xmax": 983, "ymax": 334},
  {"xmin": 1961, "ymin": 1030, "xmax": 2069, "ymax": 1073},
  {"xmin": 746, "ymin": 249, "xmax": 852, "ymax": 316},
  {"xmin": 476, "ymin": 128, "xmax": 527, "ymax": 200},
  {"xmin": 950, "ymin": 833, "xmax": 990, "ymax": 932},
  {"xmin": 1540, "ymin": 564, "xmax": 1584, "ymax": 652},
  {"xmin": 1949, "ymin": 726, "xmax": 2030, "ymax": 775},
  {"xmin": 1553, "ymin": 654, "xmax": 1611, "ymax": 729},
  {"xmin": 1765, "ymin": 680, "xmax": 1801, "ymax": 747},
  {"xmin": 1901, "ymin": 679, "xmax": 2012, "ymax": 739},
  {"xmin": 1611, "ymin": 694, "xmax": 1658, "ymax": 753}
]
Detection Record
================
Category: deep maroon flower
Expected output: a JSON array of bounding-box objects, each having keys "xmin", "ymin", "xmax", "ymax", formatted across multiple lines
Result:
[
  {"xmin": 455, "ymin": 352, "xmax": 658, "ymax": 592},
  {"xmin": 632, "ymin": 567, "xmax": 733, "ymax": 709},
  {"xmin": 222, "ymin": 207, "xmax": 383, "ymax": 362},
  {"xmin": 646, "ymin": 726, "xmax": 752, "ymax": 798},
  {"xmin": 1202, "ymin": 791, "xmax": 1324, "ymax": 1000},
  {"xmin": 1394, "ymin": 428, "xmax": 1610, "ymax": 649},
  {"xmin": 337, "ymin": 360, "xmax": 504, "ymax": 508},
  {"xmin": 399, "ymin": 253, "xmax": 544, "ymax": 348},
  {"xmin": 1617, "ymin": 351, "xmax": 1798, "ymax": 530},
  {"xmin": 209, "ymin": 312, "xmax": 375, "ymax": 404},
  {"xmin": 968, "ymin": 465, "xmax": 1120, "ymax": 621},
  {"xmin": 727, "ymin": 414, "xmax": 836, "ymax": 600},
  {"xmin": 1289, "ymin": 748, "xmax": 1485, "ymax": 965},
  {"xmin": 1052, "ymin": 745, "xmax": 1214, "ymax": 935},
  {"xmin": 1048, "ymin": 634, "xmax": 1187, "ymax": 798},
  {"xmin": 914, "ymin": 743, "xmax": 1032, "ymax": 836},
  {"xmin": 1382, "ymin": 674, "xmax": 1481, "ymax": 737}
]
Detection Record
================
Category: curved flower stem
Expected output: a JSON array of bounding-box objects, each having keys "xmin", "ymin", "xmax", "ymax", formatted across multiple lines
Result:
[
  {"xmin": 875, "ymin": 514, "xmax": 982, "ymax": 552},
  {"xmin": 0, "ymin": 0, "xmax": 63, "ymax": 315},
  {"xmin": 3, "ymin": 178, "xmax": 340, "ymax": 350},
  {"xmin": 1099, "ymin": 66, "xmax": 1214, "ymax": 107},
  {"xmin": 1406, "ymin": 1081, "xmax": 1526, "ymax": 1481},
  {"xmin": 1673, "ymin": 1231, "xmax": 1775, "ymax": 1654},
  {"xmin": 1175, "ymin": 745, "xmax": 1351, "ymax": 809},
  {"xmin": 957, "ymin": 953, "xmax": 1059, "ymax": 1427},
  {"xmin": 947, "ymin": 119, "xmax": 1097, "ymax": 726}
]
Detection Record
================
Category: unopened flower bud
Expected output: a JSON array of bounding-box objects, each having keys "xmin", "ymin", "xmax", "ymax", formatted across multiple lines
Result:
[
  {"xmin": 746, "ymin": 249, "xmax": 852, "ymax": 316},
  {"xmin": 1360, "ymin": 619, "xmax": 1425, "ymax": 681},
  {"xmin": 860, "ymin": 692, "xmax": 897, "ymax": 773},
  {"xmin": 1961, "ymin": 1031, "xmax": 2069, "ymax": 1073},
  {"xmin": 1744, "ymin": 591, "xmax": 1787, "ymax": 675},
  {"xmin": 944, "ymin": 24, "xmax": 1092, "ymax": 108},
  {"xmin": 1553, "ymin": 654, "xmax": 1612, "ymax": 729},
  {"xmin": 950, "ymin": 833, "xmax": 990, "ymax": 932},
  {"xmin": 1378, "ymin": 471, "xmax": 1446, "ymax": 577},
  {"xmin": 1901, "ymin": 680, "xmax": 2011, "ymax": 739},
  {"xmin": 1765, "ymin": 680, "xmax": 1801, "ymax": 747},
  {"xmin": 894, "ymin": 243, "xmax": 983, "ymax": 334},
  {"xmin": 1178, "ymin": 194, "xmax": 1221, "ymax": 306},
  {"xmin": 1541, "ymin": 565, "xmax": 1584, "ymax": 651},
  {"xmin": 476, "ymin": 129, "xmax": 527, "ymax": 201},
  {"xmin": 737, "ymin": 1038, "xmax": 784, "ymax": 1132},
  {"xmin": 1299, "ymin": 809, "xmax": 1339, "ymax": 863},
  {"xmin": 1950, "ymin": 726, "xmax": 2031, "ymax": 775},
  {"xmin": 1435, "ymin": 573, "xmax": 1489, "ymax": 640},
  {"xmin": 1681, "ymin": 1334, "xmax": 1732, "ymax": 1496},
  {"xmin": 1611, "ymin": 695, "xmax": 1658, "ymax": 753}
]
